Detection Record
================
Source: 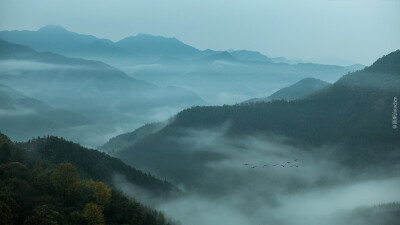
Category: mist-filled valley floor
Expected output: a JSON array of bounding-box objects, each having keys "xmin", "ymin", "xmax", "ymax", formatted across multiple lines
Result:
[{"xmin": 0, "ymin": 25, "xmax": 399, "ymax": 225}]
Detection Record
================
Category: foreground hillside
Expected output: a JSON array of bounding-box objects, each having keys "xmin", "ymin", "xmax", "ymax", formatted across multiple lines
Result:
[{"xmin": 0, "ymin": 132, "xmax": 177, "ymax": 225}]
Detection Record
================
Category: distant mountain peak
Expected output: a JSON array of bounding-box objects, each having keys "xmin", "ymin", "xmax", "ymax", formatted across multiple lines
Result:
[
  {"xmin": 38, "ymin": 25, "xmax": 68, "ymax": 32},
  {"xmin": 230, "ymin": 50, "xmax": 271, "ymax": 62},
  {"xmin": 206, "ymin": 51, "xmax": 238, "ymax": 62},
  {"xmin": 115, "ymin": 33, "xmax": 200, "ymax": 57},
  {"xmin": 119, "ymin": 33, "xmax": 180, "ymax": 43}
]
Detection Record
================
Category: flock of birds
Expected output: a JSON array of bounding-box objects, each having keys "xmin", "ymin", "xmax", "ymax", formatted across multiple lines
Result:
[{"xmin": 243, "ymin": 158, "xmax": 299, "ymax": 169}]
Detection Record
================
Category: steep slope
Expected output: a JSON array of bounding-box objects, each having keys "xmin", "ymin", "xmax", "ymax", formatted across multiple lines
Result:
[
  {"xmin": 115, "ymin": 34, "xmax": 201, "ymax": 58},
  {"xmin": 16, "ymin": 136, "xmax": 177, "ymax": 197},
  {"xmin": 245, "ymin": 78, "xmax": 331, "ymax": 103},
  {"xmin": 204, "ymin": 51, "xmax": 238, "ymax": 62},
  {"xmin": 114, "ymin": 50, "xmax": 400, "ymax": 188},
  {"xmin": 0, "ymin": 26, "xmax": 202, "ymax": 61},
  {"xmin": 0, "ymin": 25, "xmax": 127, "ymax": 58},
  {"xmin": 0, "ymin": 38, "xmax": 36, "ymax": 58},
  {"xmin": 0, "ymin": 40, "xmax": 205, "ymax": 145},
  {"xmin": 0, "ymin": 132, "xmax": 177, "ymax": 225},
  {"xmin": 0, "ymin": 84, "xmax": 91, "ymax": 141},
  {"xmin": 100, "ymin": 122, "xmax": 166, "ymax": 153}
]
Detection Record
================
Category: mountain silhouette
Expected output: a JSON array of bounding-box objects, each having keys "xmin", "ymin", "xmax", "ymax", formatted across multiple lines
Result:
[{"xmin": 245, "ymin": 78, "xmax": 331, "ymax": 103}]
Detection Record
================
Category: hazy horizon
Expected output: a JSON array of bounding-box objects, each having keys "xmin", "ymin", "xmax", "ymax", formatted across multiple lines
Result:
[{"xmin": 1, "ymin": 0, "xmax": 399, "ymax": 66}]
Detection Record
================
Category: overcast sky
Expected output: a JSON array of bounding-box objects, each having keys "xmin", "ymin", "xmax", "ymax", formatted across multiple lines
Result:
[{"xmin": 0, "ymin": 0, "xmax": 399, "ymax": 65}]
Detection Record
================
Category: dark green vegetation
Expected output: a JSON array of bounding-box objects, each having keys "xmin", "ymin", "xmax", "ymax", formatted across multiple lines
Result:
[
  {"xmin": 244, "ymin": 77, "xmax": 331, "ymax": 103},
  {"xmin": 17, "ymin": 135, "xmax": 176, "ymax": 196},
  {"xmin": 113, "ymin": 50, "xmax": 400, "ymax": 186},
  {"xmin": 0, "ymin": 132, "xmax": 177, "ymax": 225}
]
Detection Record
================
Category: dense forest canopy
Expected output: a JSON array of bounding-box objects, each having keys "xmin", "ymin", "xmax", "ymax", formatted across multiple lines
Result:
[{"xmin": 0, "ymin": 132, "xmax": 178, "ymax": 225}]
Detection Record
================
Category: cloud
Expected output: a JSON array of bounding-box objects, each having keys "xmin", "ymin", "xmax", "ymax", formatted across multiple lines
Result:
[{"xmin": 115, "ymin": 125, "xmax": 400, "ymax": 225}]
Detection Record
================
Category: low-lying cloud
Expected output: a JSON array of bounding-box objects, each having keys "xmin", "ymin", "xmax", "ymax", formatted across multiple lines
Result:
[{"xmin": 115, "ymin": 125, "xmax": 400, "ymax": 225}]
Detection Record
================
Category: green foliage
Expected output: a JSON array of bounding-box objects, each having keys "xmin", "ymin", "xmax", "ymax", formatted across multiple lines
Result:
[
  {"xmin": 0, "ymin": 136, "xmax": 178, "ymax": 225},
  {"xmin": 17, "ymin": 136, "xmax": 176, "ymax": 197},
  {"xmin": 50, "ymin": 163, "xmax": 79, "ymax": 190},
  {"xmin": 0, "ymin": 143, "xmax": 10, "ymax": 163},
  {"xmin": 0, "ymin": 161, "xmax": 176, "ymax": 225},
  {"xmin": 23, "ymin": 205, "xmax": 62, "ymax": 225},
  {"xmin": 82, "ymin": 203, "xmax": 105, "ymax": 225},
  {"xmin": 85, "ymin": 180, "xmax": 112, "ymax": 206}
]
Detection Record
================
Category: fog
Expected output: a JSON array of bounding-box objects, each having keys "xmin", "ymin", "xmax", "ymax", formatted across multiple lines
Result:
[
  {"xmin": 114, "ymin": 125, "xmax": 400, "ymax": 225},
  {"xmin": 0, "ymin": 60, "xmax": 99, "ymax": 71},
  {"xmin": 0, "ymin": 1, "xmax": 398, "ymax": 224},
  {"xmin": 0, "ymin": 56, "xmax": 358, "ymax": 147},
  {"xmin": 0, "ymin": 59, "xmax": 204, "ymax": 147},
  {"xmin": 120, "ymin": 59, "xmax": 354, "ymax": 105}
]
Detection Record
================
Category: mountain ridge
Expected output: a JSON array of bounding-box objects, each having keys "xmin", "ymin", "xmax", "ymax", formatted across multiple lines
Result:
[{"xmin": 112, "ymin": 50, "xmax": 400, "ymax": 184}]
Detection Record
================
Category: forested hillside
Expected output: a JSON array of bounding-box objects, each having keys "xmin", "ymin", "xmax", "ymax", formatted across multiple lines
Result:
[
  {"xmin": 0, "ymin": 132, "xmax": 177, "ymax": 225},
  {"xmin": 113, "ymin": 50, "xmax": 400, "ymax": 185}
]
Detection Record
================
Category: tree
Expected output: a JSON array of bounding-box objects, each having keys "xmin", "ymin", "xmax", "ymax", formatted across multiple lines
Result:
[
  {"xmin": 0, "ymin": 143, "xmax": 10, "ymax": 163},
  {"xmin": 0, "ymin": 200, "xmax": 14, "ymax": 225},
  {"xmin": 82, "ymin": 203, "xmax": 105, "ymax": 225},
  {"xmin": 50, "ymin": 163, "xmax": 79, "ymax": 203},
  {"xmin": 89, "ymin": 181, "xmax": 111, "ymax": 206},
  {"xmin": 23, "ymin": 205, "xmax": 61, "ymax": 225}
]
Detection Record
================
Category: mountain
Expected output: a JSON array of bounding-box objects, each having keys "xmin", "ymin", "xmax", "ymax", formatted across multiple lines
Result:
[
  {"xmin": 111, "ymin": 50, "xmax": 400, "ymax": 189},
  {"xmin": 230, "ymin": 50, "xmax": 271, "ymax": 63},
  {"xmin": 0, "ymin": 38, "xmax": 156, "ymax": 115},
  {"xmin": 307, "ymin": 56, "xmax": 359, "ymax": 66},
  {"xmin": 270, "ymin": 56, "xmax": 304, "ymax": 64},
  {"xmin": 0, "ymin": 39, "xmax": 205, "ymax": 146},
  {"xmin": 16, "ymin": 135, "xmax": 177, "ymax": 196},
  {"xmin": 204, "ymin": 51, "xmax": 238, "ymax": 62},
  {"xmin": 244, "ymin": 78, "xmax": 331, "ymax": 103},
  {"xmin": 335, "ymin": 50, "xmax": 400, "ymax": 91},
  {"xmin": 115, "ymin": 34, "xmax": 201, "ymax": 58},
  {"xmin": 0, "ymin": 84, "xmax": 91, "ymax": 141},
  {"xmin": 0, "ymin": 25, "xmax": 127, "ymax": 58},
  {"xmin": 0, "ymin": 132, "xmax": 177, "ymax": 225},
  {"xmin": 1, "ymin": 27, "xmax": 362, "ymax": 107},
  {"xmin": 0, "ymin": 26, "xmax": 203, "ymax": 62},
  {"xmin": 0, "ymin": 38, "xmax": 36, "ymax": 58},
  {"xmin": 100, "ymin": 122, "xmax": 166, "ymax": 153},
  {"xmin": 345, "ymin": 63, "xmax": 366, "ymax": 71}
]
